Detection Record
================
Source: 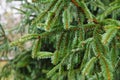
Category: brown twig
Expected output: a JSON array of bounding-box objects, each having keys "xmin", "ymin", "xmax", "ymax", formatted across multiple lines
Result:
[
  {"xmin": 71, "ymin": 0, "xmax": 99, "ymax": 24},
  {"xmin": 71, "ymin": 0, "xmax": 85, "ymax": 14}
]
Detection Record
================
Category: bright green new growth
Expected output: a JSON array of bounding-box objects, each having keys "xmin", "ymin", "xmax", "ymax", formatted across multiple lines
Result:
[
  {"xmin": 82, "ymin": 57, "xmax": 97, "ymax": 75},
  {"xmin": 102, "ymin": 27, "xmax": 117, "ymax": 45},
  {"xmin": 0, "ymin": 0, "xmax": 120, "ymax": 80},
  {"xmin": 36, "ymin": 51, "xmax": 53, "ymax": 59},
  {"xmin": 100, "ymin": 56, "xmax": 113, "ymax": 80},
  {"xmin": 32, "ymin": 38, "xmax": 41, "ymax": 58}
]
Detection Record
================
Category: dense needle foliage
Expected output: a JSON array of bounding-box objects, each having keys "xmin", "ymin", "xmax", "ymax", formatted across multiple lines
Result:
[{"xmin": 0, "ymin": 0, "xmax": 120, "ymax": 80}]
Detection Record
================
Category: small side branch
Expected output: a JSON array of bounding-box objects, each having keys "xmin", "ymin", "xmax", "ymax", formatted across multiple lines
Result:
[{"xmin": 71, "ymin": 0, "xmax": 85, "ymax": 14}]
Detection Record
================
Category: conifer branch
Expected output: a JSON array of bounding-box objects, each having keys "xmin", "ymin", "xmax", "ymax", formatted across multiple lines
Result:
[{"xmin": 71, "ymin": 0, "xmax": 85, "ymax": 14}]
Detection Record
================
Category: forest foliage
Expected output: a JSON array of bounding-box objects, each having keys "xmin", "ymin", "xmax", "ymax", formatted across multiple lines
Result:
[{"xmin": 0, "ymin": 0, "xmax": 120, "ymax": 80}]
